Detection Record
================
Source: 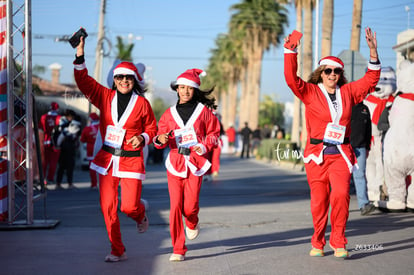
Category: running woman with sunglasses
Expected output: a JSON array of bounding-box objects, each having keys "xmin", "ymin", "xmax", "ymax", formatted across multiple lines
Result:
[
  {"xmin": 73, "ymin": 35, "xmax": 157, "ymax": 262},
  {"xmin": 284, "ymin": 27, "xmax": 381, "ymax": 258}
]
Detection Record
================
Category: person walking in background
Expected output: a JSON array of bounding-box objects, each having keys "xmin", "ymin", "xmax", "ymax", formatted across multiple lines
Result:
[
  {"xmin": 154, "ymin": 68, "xmax": 220, "ymax": 262},
  {"xmin": 80, "ymin": 112, "xmax": 100, "ymax": 189},
  {"xmin": 350, "ymin": 102, "xmax": 376, "ymax": 216},
  {"xmin": 55, "ymin": 109, "xmax": 81, "ymax": 189},
  {"xmin": 251, "ymin": 125, "xmax": 262, "ymax": 156},
  {"xmin": 225, "ymin": 124, "xmax": 236, "ymax": 154},
  {"xmin": 240, "ymin": 122, "xmax": 252, "ymax": 159},
  {"xmin": 262, "ymin": 124, "xmax": 272, "ymax": 139},
  {"xmin": 284, "ymin": 27, "xmax": 380, "ymax": 258},
  {"xmin": 73, "ymin": 35, "xmax": 157, "ymax": 262},
  {"xmin": 39, "ymin": 102, "xmax": 61, "ymax": 186},
  {"xmin": 207, "ymin": 113, "xmax": 224, "ymax": 180}
]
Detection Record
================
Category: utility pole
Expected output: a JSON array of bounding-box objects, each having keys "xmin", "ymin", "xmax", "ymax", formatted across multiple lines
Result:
[{"xmin": 91, "ymin": 0, "xmax": 106, "ymax": 113}]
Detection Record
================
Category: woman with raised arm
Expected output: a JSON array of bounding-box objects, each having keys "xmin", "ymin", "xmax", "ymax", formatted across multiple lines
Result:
[
  {"xmin": 73, "ymin": 35, "xmax": 157, "ymax": 262},
  {"xmin": 284, "ymin": 27, "xmax": 381, "ymax": 258}
]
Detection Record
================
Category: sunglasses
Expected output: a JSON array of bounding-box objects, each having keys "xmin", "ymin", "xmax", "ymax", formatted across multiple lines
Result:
[
  {"xmin": 323, "ymin": 68, "xmax": 343, "ymax": 75},
  {"xmin": 114, "ymin": 74, "xmax": 135, "ymax": 81}
]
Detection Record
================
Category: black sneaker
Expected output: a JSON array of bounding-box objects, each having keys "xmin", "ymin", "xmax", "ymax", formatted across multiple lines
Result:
[{"xmin": 360, "ymin": 202, "xmax": 376, "ymax": 216}]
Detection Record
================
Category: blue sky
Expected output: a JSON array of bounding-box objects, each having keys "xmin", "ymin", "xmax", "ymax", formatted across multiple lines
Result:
[{"xmin": 32, "ymin": 0, "xmax": 414, "ymax": 103}]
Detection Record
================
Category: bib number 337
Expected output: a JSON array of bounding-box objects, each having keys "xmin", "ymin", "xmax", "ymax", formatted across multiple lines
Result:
[{"xmin": 323, "ymin": 123, "xmax": 346, "ymax": 145}]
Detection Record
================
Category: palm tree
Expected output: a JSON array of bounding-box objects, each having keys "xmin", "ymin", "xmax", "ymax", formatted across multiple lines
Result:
[
  {"xmin": 321, "ymin": 0, "xmax": 334, "ymax": 57},
  {"xmin": 203, "ymin": 34, "xmax": 241, "ymax": 128},
  {"xmin": 350, "ymin": 0, "xmax": 363, "ymax": 51},
  {"xmin": 298, "ymin": 0, "xmax": 315, "ymax": 149},
  {"xmin": 115, "ymin": 36, "xmax": 134, "ymax": 61},
  {"xmin": 291, "ymin": 0, "xmax": 304, "ymax": 145},
  {"xmin": 229, "ymin": 0, "xmax": 288, "ymax": 129}
]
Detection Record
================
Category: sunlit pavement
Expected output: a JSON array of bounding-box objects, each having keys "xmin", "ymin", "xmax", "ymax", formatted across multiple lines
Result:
[{"xmin": 1, "ymin": 154, "xmax": 414, "ymax": 275}]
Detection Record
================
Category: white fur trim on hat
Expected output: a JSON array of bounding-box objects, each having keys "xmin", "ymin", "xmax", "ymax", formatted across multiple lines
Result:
[
  {"xmin": 176, "ymin": 77, "xmax": 200, "ymax": 89},
  {"xmin": 319, "ymin": 59, "xmax": 343, "ymax": 68}
]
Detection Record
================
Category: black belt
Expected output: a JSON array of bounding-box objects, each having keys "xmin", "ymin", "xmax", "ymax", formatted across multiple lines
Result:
[
  {"xmin": 178, "ymin": 147, "xmax": 191, "ymax": 156},
  {"xmin": 310, "ymin": 137, "xmax": 350, "ymax": 147},
  {"xmin": 102, "ymin": 144, "xmax": 141, "ymax": 157}
]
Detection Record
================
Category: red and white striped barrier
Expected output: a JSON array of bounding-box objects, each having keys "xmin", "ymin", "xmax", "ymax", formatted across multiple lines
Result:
[{"xmin": 0, "ymin": 2, "xmax": 8, "ymax": 221}]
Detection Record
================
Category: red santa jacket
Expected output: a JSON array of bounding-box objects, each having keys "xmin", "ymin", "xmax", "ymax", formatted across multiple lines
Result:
[
  {"xmin": 74, "ymin": 63, "xmax": 157, "ymax": 180},
  {"xmin": 154, "ymin": 103, "xmax": 220, "ymax": 178},
  {"xmin": 80, "ymin": 122, "xmax": 99, "ymax": 160},
  {"xmin": 39, "ymin": 111, "xmax": 61, "ymax": 146},
  {"xmin": 284, "ymin": 51, "xmax": 381, "ymax": 172}
]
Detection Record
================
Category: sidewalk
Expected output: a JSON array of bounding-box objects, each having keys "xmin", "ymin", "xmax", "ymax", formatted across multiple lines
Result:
[{"xmin": 1, "ymin": 154, "xmax": 414, "ymax": 275}]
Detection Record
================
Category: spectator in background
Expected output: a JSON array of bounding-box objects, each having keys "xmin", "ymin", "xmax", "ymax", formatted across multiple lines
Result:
[
  {"xmin": 80, "ymin": 112, "xmax": 100, "ymax": 189},
  {"xmin": 39, "ymin": 102, "xmax": 61, "ymax": 186},
  {"xmin": 226, "ymin": 124, "xmax": 236, "ymax": 154},
  {"xmin": 251, "ymin": 126, "xmax": 262, "ymax": 156},
  {"xmin": 206, "ymin": 114, "xmax": 224, "ymax": 180},
  {"xmin": 262, "ymin": 124, "xmax": 272, "ymax": 139},
  {"xmin": 271, "ymin": 124, "xmax": 280, "ymax": 139},
  {"xmin": 240, "ymin": 122, "xmax": 252, "ymax": 159},
  {"xmin": 55, "ymin": 109, "xmax": 81, "ymax": 189},
  {"xmin": 276, "ymin": 128, "xmax": 285, "ymax": 139},
  {"xmin": 350, "ymin": 102, "xmax": 376, "ymax": 215}
]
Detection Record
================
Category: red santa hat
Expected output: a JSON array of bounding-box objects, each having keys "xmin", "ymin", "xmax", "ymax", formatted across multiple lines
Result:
[
  {"xmin": 50, "ymin": 102, "xmax": 59, "ymax": 110},
  {"xmin": 89, "ymin": 112, "xmax": 99, "ymax": 121},
  {"xmin": 318, "ymin": 56, "xmax": 344, "ymax": 69},
  {"xmin": 172, "ymin": 68, "xmax": 206, "ymax": 89},
  {"xmin": 113, "ymin": 62, "xmax": 143, "ymax": 82}
]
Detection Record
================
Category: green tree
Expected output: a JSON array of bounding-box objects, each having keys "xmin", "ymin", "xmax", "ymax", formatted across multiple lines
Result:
[
  {"xmin": 115, "ymin": 36, "xmax": 134, "ymax": 61},
  {"xmin": 204, "ymin": 33, "xmax": 244, "ymax": 128},
  {"xmin": 229, "ymin": 0, "xmax": 288, "ymax": 128},
  {"xmin": 151, "ymin": 97, "xmax": 169, "ymax": 121},
  {"xmin": 259, "ymin": 95, "xmax": 285, "ymax": 128},
  {"xmin": 33, "ymin": 65, "xmax": 46, "ymax": 76}
]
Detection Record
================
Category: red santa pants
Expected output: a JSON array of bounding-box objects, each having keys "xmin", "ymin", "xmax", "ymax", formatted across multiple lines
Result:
[
  {"xmin": 210, "ymin": 145, "xmax": 221, "ymax": 174},
  {"xmin": 167, "ymin": 171, "xmax": 202, "ymax": 255},
  {"xmin": 88, "ymin": 160, "xmax": 98, "ymax": 188},
  {"xmin": 99, "ymin": 167, "xmax": 145, "ymax": 256},
  {"xmin": 305, "ymin": 154, "xmax": 351, "ymax": 249},
  {"xmin": 43, "ymin": 145, "xmax": 60, "ymax": 182}
]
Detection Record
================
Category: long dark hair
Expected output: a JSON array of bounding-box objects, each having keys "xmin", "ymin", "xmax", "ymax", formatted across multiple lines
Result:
[{"xmin": 307, "ymin": 65, "xmax": 348, "ymax": 87}]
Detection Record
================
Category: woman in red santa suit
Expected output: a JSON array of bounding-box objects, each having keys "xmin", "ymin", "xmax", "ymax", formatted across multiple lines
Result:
[
  {"xmin": 154, "ymin": 68, "xmax": 221, "ymax": 262},
  {"xmin": 73, "ymin": 36, "xmax": 157, "ymax": 262},
  {"xmin": 284, "ymin": 27, "xmax": 381, "ymax": 258}
]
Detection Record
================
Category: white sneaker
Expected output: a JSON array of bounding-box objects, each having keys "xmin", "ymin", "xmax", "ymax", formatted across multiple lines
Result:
[
  {"xmin": 137, "ymin": 215, "xmax": 149, "ymax": 233},
  {"xmin": 104, "ymin": 252, "xmax": 128, "ymax": 262},
  {"xmin": 169, "ymin": 253, "xmax": 185, "ymax": 262},
  {"xmin": 185, "ymin": 224, "xmax": 200, "ymax": 240}
]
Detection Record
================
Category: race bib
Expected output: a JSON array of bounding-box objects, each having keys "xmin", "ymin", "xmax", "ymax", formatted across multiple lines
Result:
[
  {"xmin": 174, "ymin": 127, "xmax": 198, "ymax": 148},
  {"xmin": 104, "ymin": 125, "xmax": 126, "ymax": 149},
  {"xmin": 323, "ymin": 122, "xmax": 346, "ymax": 145}
]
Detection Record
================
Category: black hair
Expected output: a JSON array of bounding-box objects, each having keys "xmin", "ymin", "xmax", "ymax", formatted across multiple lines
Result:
[
  {"xmin": 65, "ymin": 109, "xmax": 76, "ymax": 118},
  {"xmin": 171, "ymin": 82, "xmax": 217, "ymax": 110}
]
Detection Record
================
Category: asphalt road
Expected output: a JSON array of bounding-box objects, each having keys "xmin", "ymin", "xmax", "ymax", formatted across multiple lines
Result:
[{"xmin": 1, "ymin": 154, "xmax": 414, "ymax": 275}]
